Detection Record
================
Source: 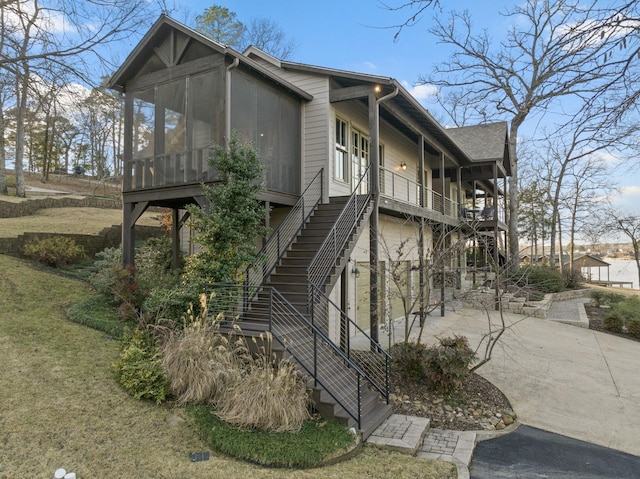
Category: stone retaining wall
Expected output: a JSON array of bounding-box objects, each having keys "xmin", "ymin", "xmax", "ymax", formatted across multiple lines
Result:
[
  {"xmin": 0, "ymin": 196, "xmax": 122, "ymax": 218},
  {"xmin": 0, "ymin": 225, "xmax": 163, "ymax": 257},
  {"xmin": 463, "ymin": 287, "xmax": 594, "ymax": 319}
]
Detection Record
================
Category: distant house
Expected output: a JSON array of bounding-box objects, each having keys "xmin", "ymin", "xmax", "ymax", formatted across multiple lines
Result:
[{"xmin": 108, "ymin": 15, "xmax": 511, "ymax": 438}]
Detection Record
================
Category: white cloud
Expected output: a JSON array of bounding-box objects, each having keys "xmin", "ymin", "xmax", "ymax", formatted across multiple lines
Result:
[
  {"xmin": 362, "ymin": 61, "xmax": 377, "ymax": 71},
  {"xmin": 610, "ymin": 186, "xmax": 640, "ymax": 214},
  {"xmin": 401, "ymin": 80, "xmax": 438, "ymax": 103}
]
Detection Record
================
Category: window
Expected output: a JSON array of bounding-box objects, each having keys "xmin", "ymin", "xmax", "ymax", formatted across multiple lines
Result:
[
  {"xmin": 335, "ymin": 118, "xmax": 348, "ymax": 181},
  {"xmin": 379, "ymin": 144, "xmax": 385, "ymax": 195},
  {"xmin": 352, "ymin": 128, "xmax": 369, "ymax": 193}
]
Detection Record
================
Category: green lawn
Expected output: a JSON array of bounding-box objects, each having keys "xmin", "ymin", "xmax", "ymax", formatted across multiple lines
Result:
[
  {"xmin": 0, "ymin": 207, "xmax": 161, "ymax": 237},
  {"xmin": 0, "ymin": 255, "xmax": 455, "ymax": 478}
]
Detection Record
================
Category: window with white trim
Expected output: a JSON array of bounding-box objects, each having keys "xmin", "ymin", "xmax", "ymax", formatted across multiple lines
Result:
[{"xmin": 335, "ymin": 118, "xmax": 348, "ymax": 181}]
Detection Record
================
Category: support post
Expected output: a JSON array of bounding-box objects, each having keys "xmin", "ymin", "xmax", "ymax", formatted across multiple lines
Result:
[{"xmin": 369, "ymin": 92, "xmax": 380, "ymax": 346}]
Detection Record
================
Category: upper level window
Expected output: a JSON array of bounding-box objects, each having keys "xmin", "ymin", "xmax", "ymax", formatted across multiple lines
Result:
[{"xmin": 335, "ymin": 118, "xmax": 348, "ymax": 181}]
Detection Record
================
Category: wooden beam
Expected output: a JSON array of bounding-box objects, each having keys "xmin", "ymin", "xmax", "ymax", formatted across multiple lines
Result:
[
  {"xmin": 128, "ymin": 201, "xmax": 149, "ymax": 229},
  {"xmin": 330, "ymin": 85, "xmax": 374, "ymax": 103}
]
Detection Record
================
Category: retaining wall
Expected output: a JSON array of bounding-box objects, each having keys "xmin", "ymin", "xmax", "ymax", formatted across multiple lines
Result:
[{"xmin": 0, "ymin": 196, "xmax": 121, "ymax": 218}]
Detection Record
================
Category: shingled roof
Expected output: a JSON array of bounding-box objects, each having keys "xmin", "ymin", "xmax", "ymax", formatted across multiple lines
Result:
[{"xmin": 446, "ymin": 122, "xmax": 510, "ymax": 173}]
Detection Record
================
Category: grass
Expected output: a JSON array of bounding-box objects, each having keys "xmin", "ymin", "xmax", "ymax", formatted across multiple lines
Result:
[
  {"xmin": 0, "ymin": 254, "xmax": 456, "ymax": 478},
  {"xmin": 66, "ymin": 293, "xmax": 132, "ymax": 339},
  {"xmin": 0, "ymin": 207, "xmax": 161, "ymax": 237},
  {"xmin": 189, "ymin": 405, "xmax": 357, "ymax": 468}
]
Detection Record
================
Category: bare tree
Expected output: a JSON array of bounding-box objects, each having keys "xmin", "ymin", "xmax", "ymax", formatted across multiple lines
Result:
[
  {"xmin": 414, "ymin": 0, "xmax": 637, "ymax": 269},
  {"xmin": 538, "ymin": 110, "xmax": 637, "ymax": 267},
  {"xmin": 241, "ymin": 18, "xmax": 297, "ymax": 60},
  {"xmin": 0, "ymin": 0, "xmax": 158, "ymax": 196},
  {"xmin": 560, "ymin": 157, "xmax": 611, "ymax": 271},
  {"xmin": 604, "ymin": 210, "xmax": 640, "ymax": 288},
  {"xmin": 378, "ymin": 0, "xmax": 441, "ymax": 41},
  {"xmin": 378, "ymin": 218, "xmax": 465, "ymax": 345}
]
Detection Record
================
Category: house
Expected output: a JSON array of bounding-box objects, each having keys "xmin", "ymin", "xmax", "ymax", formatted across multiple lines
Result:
[{"xmin": 108, "ymin": 15, "xmax": 510, "ymax": 438}]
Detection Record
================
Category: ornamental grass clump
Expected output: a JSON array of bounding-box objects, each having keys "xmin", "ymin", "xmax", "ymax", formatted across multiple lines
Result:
[
  {"xmin": 162, "ymin": 295, "xmax": 251, "ymax": 404},
  {"xmin": 215, "ymin": 354, "xmax": 311, "ymax": 433}
]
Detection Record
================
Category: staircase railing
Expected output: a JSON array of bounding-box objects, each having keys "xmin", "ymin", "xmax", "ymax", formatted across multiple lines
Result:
[
  {"xmin": 309, "ymin": 283, "xmax": 389, "ymax": 402},
  {"xmin": 208, "ymin": 282, "xmax": 368, "ymax": 430},
  {"xmin": 244, "ymin": 169, "xmax": 323, "ymax": 300},
  {"xmin": 307, "ymin": 165, "xmax": 372, "ymax": 290}
]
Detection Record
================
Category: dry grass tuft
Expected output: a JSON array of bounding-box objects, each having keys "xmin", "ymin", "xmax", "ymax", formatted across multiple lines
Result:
[
  {"xmin": 216, "ymin": 355, "xmax": 311, "ymax": 433},
  {"xmin": 162, "ymin": 322, "xmax": 250, "ymax": 404},
  {"xmin": 162, "ymin": 297, "xmax": 251, "ymax": 404}
]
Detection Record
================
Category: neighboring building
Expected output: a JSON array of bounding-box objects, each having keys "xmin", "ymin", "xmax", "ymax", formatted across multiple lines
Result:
[{"xmin": 108, "ymin": 15, "xmax": 510, "ymax": 438}]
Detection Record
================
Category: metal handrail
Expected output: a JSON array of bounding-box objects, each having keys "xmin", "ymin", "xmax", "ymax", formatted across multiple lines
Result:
[
  {"xmin": 244, "ymin": 169, "xmax": 323, "ymax": 301},
  {"xmin": 308, "ymin": 283, "xmax": 390, "ymax": 401},
  {"xmin": 307, "ymin": 165, "xmax": 372, "ymax": 290},
  {"xmin": 207, "ymin": 282, "xmax": 366, "ymax": 430}
]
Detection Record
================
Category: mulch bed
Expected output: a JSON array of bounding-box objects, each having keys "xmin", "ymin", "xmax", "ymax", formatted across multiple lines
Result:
[{"xmin": 389, "ymin": 370, "xmax": 515, "ymax": 431}]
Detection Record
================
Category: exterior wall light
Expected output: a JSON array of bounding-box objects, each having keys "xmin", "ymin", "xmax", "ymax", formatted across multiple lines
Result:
[
  {"xmin": 400, "ymin": 162, "xmax": 407, "ymax": 171},
  {"xmin": 352, "ymin": 266, "xmax": 361, "ymax": 278}
]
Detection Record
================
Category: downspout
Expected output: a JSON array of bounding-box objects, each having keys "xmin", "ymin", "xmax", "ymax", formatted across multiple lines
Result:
[
  {"xmin": 225, "ymin": 56, "xmax": 240, "ymax": 144},
  {"xmin": 368, "ymin": 85, "xmax": 398, "ymax": 347}
]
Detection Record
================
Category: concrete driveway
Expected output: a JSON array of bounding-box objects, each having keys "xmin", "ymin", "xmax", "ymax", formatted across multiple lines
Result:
[{"xmin": 412, "ymin": 304, "xmax": 640, "ymax": 457}]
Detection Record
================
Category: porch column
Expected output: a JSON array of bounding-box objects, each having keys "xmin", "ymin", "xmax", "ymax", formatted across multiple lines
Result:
[
  {"xmin": 418, "ymin": 136, "xmax": 425, "ymax": 324},
  {"xmin": 123, "ymin": 202, "xmax": 135, "ymax": 267},
  {"xmin": 369, "ymin": 92, "xmax": 380, "ymax": 345},
  {"xmin": 172, "ymin": 208, "xmax": 180, "ymax": 269},
  {"xmin": 122, "ymin": 200, "xmax": 149, "ymax": 267},
  {"xmin": 440, "ymin": 152, "xmax": 445, "ymax": 317},
  {"xmin": 493, "ymin": 161, "xmax": 500, "ymax": 310}
]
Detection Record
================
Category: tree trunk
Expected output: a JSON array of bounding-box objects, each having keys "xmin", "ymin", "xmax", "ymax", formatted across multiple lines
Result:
[
  {"xmin": 507, "ymin": 121, "xmax": 521, "ymax": 272},
  {"xmin": 14, "ymin": 68, "xmax": 29, "ymax": 198},
  {"xmin": 0, "ymin": 100, "xmax": 7, "ymax": 195}
]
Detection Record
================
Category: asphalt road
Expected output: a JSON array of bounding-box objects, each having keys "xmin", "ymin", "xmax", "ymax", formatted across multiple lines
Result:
[{"xmin": 470, "ymin": 425, "xmax": 640, "ymax": 479}]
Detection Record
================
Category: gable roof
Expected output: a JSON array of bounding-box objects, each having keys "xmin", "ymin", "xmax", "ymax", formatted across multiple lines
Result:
[
  {"xmin": 108, "ymin": 15, "xmax": 312, "ymax": 101},
  {"xmin": 446, "ymin": 122, "xmax": 511, "ymax": 174}
]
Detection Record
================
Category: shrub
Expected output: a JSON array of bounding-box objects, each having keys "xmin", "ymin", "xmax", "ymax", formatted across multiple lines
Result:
[
  {"xmin": 22, "ymin": 236, "xmax": 86, "ymax": 267},
  {"xmin": 517, "ymin": 266, "xmax": 564, "ymax": 293},
  {"xmin": 422, "ymin": 335, "xmax": 476, "ymax": 395},
  {"xmin": 627, "ymin": 318, "xmax": 640, "ymax": 340},
  {"xmin": 113, "ymin": 329, "xmax": 168, "ymax": 404},
  {"xmin": 612, "ymin": 296, "xmax": 640, "ymax": 322},
  {"xmin": 390, "ymin": 342, "xmax": 427, "ymax": 382},
  {"xmin": 215, "ymin": 355, "xmax": 311, "ymax": 433},
  {"xmin": 591, "ymin": 290, "xmax": 624, "ymax": 307},
  {"xmin": 6, "ymin": 174, "xmax": 16, "ymax": 187},
  {"xmin": 135, "ymin": 236, "xmax": 181, "ymax": 293},
  {"xmin": 143, "ymin": 283, "xmax": 199, "ymax": 326},
  {"xmin": 562, "ymin": 268, "xmax": 584, "ymax": 289},
  {"xmin": 162, "ymin": 321, "xmax": 250, "ymax": 404},
  {"xmin": 88, "ymin": 247, "xmax": 123, "ymax": 295},
  {"xmin": 603, "ymin": 311, "xmax": 624, "ymax": 333}
]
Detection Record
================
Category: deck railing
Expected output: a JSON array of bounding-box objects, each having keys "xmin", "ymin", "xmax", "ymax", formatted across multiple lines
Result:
[
  {"xmin": 379, "ymin": 167, "xmax": 460, "ymax": 217},
  {"xmin": 124, "ymin": 147, "xmax": 214, "ymax": 191}
]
